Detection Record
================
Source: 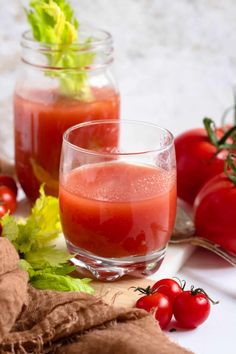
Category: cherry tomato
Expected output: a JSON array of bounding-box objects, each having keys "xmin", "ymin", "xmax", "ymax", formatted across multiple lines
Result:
[
  {"xmin": 173, "ymin": 290, "xmax": 211, "ymax": 329},
  {"xmin": 175, "ymin": 128, "xmax": 227, "ymax": 205},
  {"xmin": 0, "ymin": 174, "xmax": 18, "ymax": 196},
  {"xmin": 194, "ymin": 172, "xmax": 236, "ymax": 254},
  {"xmin": 0, "ymin": 186, "xmax": 17, "ymax": 215},
  {"xmin": 0, "ymin": 205, "xmax": 8, "ymax": 218},
  {"xmin": 136, "ymin": 293, "xmax": 172, "ymax": 329},
  {"xmin": 152, "ymin": 278, "xmax": 183, "ymax": 303}
]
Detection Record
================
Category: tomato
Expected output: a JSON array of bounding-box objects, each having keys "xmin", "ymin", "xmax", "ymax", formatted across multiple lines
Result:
[
  {"xmin": 0, "ymin": 186, "xmax": 17, "ymax": 215},
  {"xmin": 0, "ymin": 174, "xmax": 18, "ymax": 196},
  {"xmin": 135, "ymin": 293, "xmax": 172, "ymax": 329},
  {"xmin": 0, "ymin": 205, "xmax": 8, "ymax": 218},
  {"xmin": 194, "ymin": 172, "xmax": 236, "ymax": 254},
  {"xmin": 173, "ymin": 290, "xmax": 211, "ymax": 329},
  {"xmin": 175, "ymin": 128, "xmax": 227, "ymax": 205},
  {"xmin": 152, "ymin": 278, "xmax": 183, "ymax": 303}
]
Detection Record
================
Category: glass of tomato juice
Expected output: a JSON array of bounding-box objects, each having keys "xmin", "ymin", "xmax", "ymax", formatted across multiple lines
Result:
[{"xmin": 59, "ymin": 120, "xmax": 177, "ymax": 280}]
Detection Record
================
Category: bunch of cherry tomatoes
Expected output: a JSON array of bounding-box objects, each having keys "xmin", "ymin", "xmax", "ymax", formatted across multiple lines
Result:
[
  {"xmin": 175, "ymin": 118, "xmax": 236, "ymax": 255},
  {"xmin": 135, "ymin": 278, "xmax": 218, "ymax": 330},
  {"xmin": 0, "ymin": 175, "xmax": 18, "ymax": 217}
]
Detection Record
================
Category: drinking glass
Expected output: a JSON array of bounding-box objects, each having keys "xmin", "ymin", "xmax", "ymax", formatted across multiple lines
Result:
[{"xmin": 59, "ymin": 120, "xmax": 176, "ymax": 280}]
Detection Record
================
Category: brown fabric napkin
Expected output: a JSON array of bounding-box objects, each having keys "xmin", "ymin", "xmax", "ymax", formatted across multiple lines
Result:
[{"xmin": 0, "ymin": 238, "xmax": 193, "ymax": 354}]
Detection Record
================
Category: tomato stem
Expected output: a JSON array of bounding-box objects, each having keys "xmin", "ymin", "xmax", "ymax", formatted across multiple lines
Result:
[
  {"xmin": 181, "ymin": 279, "xmax": 186, "ymax": 290},
  {"xmin": 132, "ymin": 284, "xmax": 171, "ymax": 295},
  {"xmin": 173, "ymin": 276, "xmax": 186, "ymax": 290},
  {"xmin": 203, "ymin": 118, "xmax": 219, "ymax": 147},
  {"xmin": 132, "ymin": 285, "xmax": 153, "ymax": 295},
  {"xmin": 190, "ymin": 286, "xmax": 219, "ymax": 305},
  {"xmin": 203, "ymin": 117, "xmax": 236, "ymax": 153},
  {"xmin": 224, "ymin": 153, "xmax": 236, "ymax": 186},
  {"xmin": 218, "ymin": 125, "xmax": 236, "ymax": 145}
]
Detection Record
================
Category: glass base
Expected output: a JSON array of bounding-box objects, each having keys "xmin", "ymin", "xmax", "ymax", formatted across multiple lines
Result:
[{"xmin": 66, "ymin": 240, "xmax": 166, "ymax": 281}]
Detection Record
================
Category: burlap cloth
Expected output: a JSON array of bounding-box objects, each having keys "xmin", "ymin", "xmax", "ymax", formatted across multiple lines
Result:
[{"xmin": 0, "ymin": 238, "xmax": 193, "ymax": 354}]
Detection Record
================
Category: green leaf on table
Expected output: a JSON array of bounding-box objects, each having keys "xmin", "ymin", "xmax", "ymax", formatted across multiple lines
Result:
[
  {"xmin": 2, "ymin": 185, "xmax": 94, "ymax": 294},
  {"xmin": 30, "ymin": 184, "xmax": 62, "ymax": 246},
  {"xmin": 19, "ymin": 259, "xmax": 35, "ymax": 277},
  {"xmin": 20, "ymin": 257, "xmax": 74, "ymax": 277},
  {"xmin": 20, "ymin": 259, "xmax": 93, "ymax": 293},
  {"xmin": 1, "ymin": 213, "xmax": 19, "ymax": 242},
  {"xmin": 30, "ymin": 272, "xmax": 94, "ymax": 293},
  {"xmin": 46, "ymin": 263, "xmax": 76, "ymax": 275},
  {"xmin": 1, "ymin": 185, "xmax": 67, "ymax": 265},
  {"xmin": 24, "ymin": 246, "xmax": 71, "ymax": 270},
  {"xmin": 9, "ymin": 185, "xmax": 62, "ymax": 255}
]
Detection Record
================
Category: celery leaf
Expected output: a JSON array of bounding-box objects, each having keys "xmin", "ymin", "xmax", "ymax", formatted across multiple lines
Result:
[
  {"xmin": 31, "ymin": 273, "xmax": 94, "ymax": 293},
  {"xmin": 1, "ymin": 213, "xmax": 19, "ymax": 242},
  {"xmin": 26, "ymin": 0, "xmax": 94, "ymax": 98},
  {"xmin": 1, "ymin": 185, "xmax": 94, "ymax": 294},
  {"xmin": 20, "ymin": 259, "xmax": 94, "ymax": 293},
  {"xmin": 25, "ymin": 246, "xmax": 71, "ymax": 269}
]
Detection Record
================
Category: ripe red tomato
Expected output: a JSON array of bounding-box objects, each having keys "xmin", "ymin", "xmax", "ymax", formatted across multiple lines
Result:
[
  {"xmin": 173, "ymin": 290, "xmax": 211, "ymax": 328},
  {"xmin": 0, "ymin": 174, "xmax": 18, "ymax": 196},
  {"xmin": 175, "ymin": 128, "xmax": 227, "ymax": 205},
  {"xmin": 0, "ymin": 205, "xmax": 8, "ymax": 218},
  {"xmin": 152, "ymin": 278, "xmax": 183, "ymax": 303},
  {"xmin": 135, "ymin": 293, "xmax": 172, "ymax": 329},
  {"xmin": 0, "ymin": 186, "xmax": 17, "ymax": 215},
  {"xmin": 194, "ymin": 172, "xmax": 236, "ymax": 254}
]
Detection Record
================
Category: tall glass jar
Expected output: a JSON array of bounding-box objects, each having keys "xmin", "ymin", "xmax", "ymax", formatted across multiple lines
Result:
[{"xmin": 14, "ymin": 27, "xmax": 120, "ymax": 201}]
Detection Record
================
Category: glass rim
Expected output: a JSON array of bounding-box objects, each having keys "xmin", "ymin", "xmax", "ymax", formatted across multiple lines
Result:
[
  {"xmin": 21, "ymin": 26, "xmax": 113, "ymax": 52},
  {"xmin": 63, "ymin": 119, "xmax": 174, "ymax": 157},
  {"xmin": 21, "ymin": 26, "xmax": 113, "ymax": 70}
]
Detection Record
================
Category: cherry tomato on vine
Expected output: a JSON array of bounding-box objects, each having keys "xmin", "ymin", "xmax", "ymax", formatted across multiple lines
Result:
[
  {"xmin": 152, "ymin": 278, "xmax": 183, "ymax": 303},
  {"xmin": 0, "ymin": 186, "xmax": 17, "ymax": 215},
  {"xmin": 175, "ymin": 128, "xmax": 226, "ymax": 205},
  {"xmin": 0, "ymin": 174, "xmax": 18, "ymax": 196},
  {"xmin": 194, "ymin": 172, "xmax": 236, "ymax": 255},
  {"xmin": 136, "ymin": 292, "xmax": 172, "ymax": 329},
  {"xmin": 173, "ymin": 288, "xmax": 218, "ymax": 329},
  {"xmin": 175, "ymin": 118, "xmax": 236, "ymax": 205}
]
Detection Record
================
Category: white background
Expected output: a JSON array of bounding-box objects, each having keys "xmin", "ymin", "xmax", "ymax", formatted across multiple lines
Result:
[{"xmin": 1, "ymin": 1, "xmax": 236, "ymax": 353}]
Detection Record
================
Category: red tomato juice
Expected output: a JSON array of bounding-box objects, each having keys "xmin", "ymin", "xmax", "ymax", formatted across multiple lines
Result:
[
  {"xmin": 59, "ymin": 162, "xmax": 176, "ymax": 258},
  {"xmin": 14, "ymin": 87, "xmax": 120, "ymax": 200}
]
